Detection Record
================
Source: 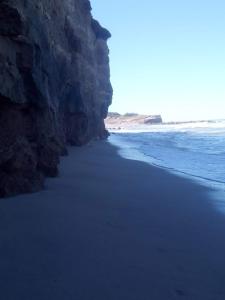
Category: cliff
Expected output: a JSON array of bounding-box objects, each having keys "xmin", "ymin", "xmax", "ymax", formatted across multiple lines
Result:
[
  {"xmin": 106, "ymin": 113, "xmax": 162, "ymax": 129},
  {"xmin": 0, "ymin": 0, "xmax": 112, "ymax": 197}
]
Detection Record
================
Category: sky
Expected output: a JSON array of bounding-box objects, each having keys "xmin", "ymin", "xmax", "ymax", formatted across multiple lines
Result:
[{"xmin": 91, "ymin": 0, "xmax": 225, "ymax": 122}]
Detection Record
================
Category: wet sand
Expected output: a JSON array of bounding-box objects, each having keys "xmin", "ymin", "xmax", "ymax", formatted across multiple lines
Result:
[{"xmin": 0, "ymin": 141, "xmax": 225, "ymax": 299}]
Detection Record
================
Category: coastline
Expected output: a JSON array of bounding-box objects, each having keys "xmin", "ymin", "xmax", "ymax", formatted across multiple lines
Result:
[
  {"xmin": 108, "ymin": 131, "xmax": 225, "ymax": 211},
  {"xmin": 1, "ymin": 141, "xmax": 225, "ymax": 299}
]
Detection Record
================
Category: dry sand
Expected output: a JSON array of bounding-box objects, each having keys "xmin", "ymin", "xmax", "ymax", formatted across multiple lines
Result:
[{"xmin": 0, "ymin": 141, "xmax": 225, "ymax": 299}]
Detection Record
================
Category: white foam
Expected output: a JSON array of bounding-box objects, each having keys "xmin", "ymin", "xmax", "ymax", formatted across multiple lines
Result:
[{"xmin": 109, "ymin": 119, "xmax": 225, "ymax": 134}]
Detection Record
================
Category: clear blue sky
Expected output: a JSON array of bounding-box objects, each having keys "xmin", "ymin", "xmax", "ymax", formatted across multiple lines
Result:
[{"xmin": 92, "ymin": 0, "xmax": 225, "ymax": 121}]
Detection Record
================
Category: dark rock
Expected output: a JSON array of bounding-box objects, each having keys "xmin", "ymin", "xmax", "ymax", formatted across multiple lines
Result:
[
  {"xmin": 144, "ymin": 115, "xmax": 162, "ymax": 124},
  {"xmin": 0, "ymin": 0, "xmax": 112, "ymax": 197},
  {"xmin": 91, "ymin": 19, "xmax": 111, "ymax": 40},
  {"xmin": 0, "ymin": 4, "xmax": 23, "ymax": 37}
]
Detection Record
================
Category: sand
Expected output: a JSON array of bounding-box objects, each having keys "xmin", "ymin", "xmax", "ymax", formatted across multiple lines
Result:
[{"xmin": 0, "ymin": 141, "xmax": 225, "ymax": 299}]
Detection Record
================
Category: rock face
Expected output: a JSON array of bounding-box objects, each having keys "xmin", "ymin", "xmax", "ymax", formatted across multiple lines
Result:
[{"xmin": 0, "ymin": 0, "xmax": 112, "ymax": 197}]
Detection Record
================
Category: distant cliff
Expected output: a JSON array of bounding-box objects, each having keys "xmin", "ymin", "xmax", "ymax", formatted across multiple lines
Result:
[
  {"xmin": 106, "ymin": 113, "xmax": 162, "ymax": 129},
  {"xmin": 0, "ymin": 0, "xmax": 112, "ymax": 197}
]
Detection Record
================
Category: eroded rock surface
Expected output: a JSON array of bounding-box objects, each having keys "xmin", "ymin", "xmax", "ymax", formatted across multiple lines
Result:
[{"xmin": 0, "ymin": 0, "xmax": 112, "ymax": 197}]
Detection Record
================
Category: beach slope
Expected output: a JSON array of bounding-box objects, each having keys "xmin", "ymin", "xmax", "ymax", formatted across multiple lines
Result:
[{"xmin": 0, "ymin": 142, "xmax": 225, "ymax": 299}]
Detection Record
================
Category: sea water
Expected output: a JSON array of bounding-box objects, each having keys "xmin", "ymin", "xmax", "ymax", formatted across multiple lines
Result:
[{"xmin": 108, "ymin": 120, "xmax": 225, "ymax": 211}]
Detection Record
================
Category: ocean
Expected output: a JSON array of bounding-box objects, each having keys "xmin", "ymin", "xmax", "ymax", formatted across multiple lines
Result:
[{"xmin": 108, "ymin": 119, "xmax": 225, "ymax": 211}]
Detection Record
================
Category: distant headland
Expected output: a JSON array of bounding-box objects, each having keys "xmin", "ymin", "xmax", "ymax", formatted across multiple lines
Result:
[
  {"xmin": 105, "ymin": 112, "xmax": 224, "ymax": 130},
  {"xmin": 105, "ymin": 112, "xmax": 162, "ymax": 130}
]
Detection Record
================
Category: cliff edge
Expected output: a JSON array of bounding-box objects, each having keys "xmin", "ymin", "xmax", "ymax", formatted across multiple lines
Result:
[{"xmin": 0, "ymin": 0, "xmax": 112, "ymax": 197}]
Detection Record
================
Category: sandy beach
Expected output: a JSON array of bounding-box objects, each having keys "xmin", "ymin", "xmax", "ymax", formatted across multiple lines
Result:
[{"xmin": 0, "ymin": 141, "xmax": 225, "ymax": 299}]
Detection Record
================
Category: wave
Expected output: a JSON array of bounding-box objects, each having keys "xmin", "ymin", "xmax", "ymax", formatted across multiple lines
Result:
[{"xmin": 110, "ymin": 129, "xmax": 225, "ymax": 191}]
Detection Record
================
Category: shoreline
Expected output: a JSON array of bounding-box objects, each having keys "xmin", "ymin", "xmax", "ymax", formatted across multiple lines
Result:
[
  {"xmin": 0, "ymin": 141, "xmax": 225, "ymax": 299},
  {"xmin": 109, "ymin": 132, "xmax": 225, "ymax": 206}
]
